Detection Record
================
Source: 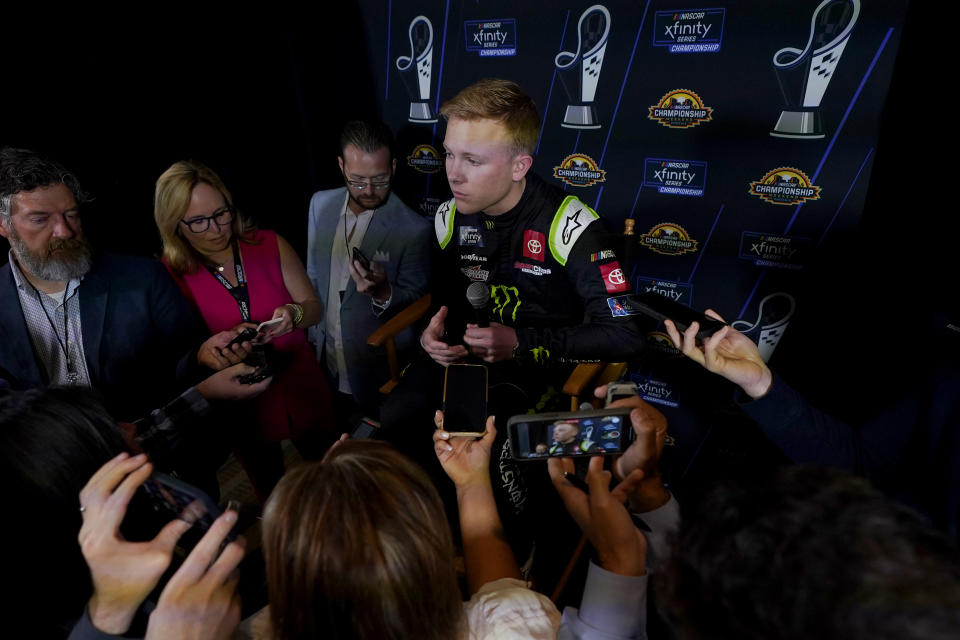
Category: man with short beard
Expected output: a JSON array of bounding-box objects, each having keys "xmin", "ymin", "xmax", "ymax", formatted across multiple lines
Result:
[{"xmin": 0, "ymin": 147, "xmax": 209, "ymax": 421}]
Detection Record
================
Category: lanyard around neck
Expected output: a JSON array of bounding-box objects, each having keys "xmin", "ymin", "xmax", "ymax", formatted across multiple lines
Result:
[{"xmin": 206, "ymin": 242, "xmax": 252, "ymax": 322}]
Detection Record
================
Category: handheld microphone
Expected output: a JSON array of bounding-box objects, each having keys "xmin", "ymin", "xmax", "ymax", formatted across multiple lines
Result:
[{"xmin": 466, "ymin": 282, "xmax": 491, "ymax": 328}]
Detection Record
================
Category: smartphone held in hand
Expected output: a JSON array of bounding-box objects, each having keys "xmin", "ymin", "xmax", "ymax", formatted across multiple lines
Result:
[{"xmin": 508, "ymin": 408, "xmax": 634, "ymax": 460}]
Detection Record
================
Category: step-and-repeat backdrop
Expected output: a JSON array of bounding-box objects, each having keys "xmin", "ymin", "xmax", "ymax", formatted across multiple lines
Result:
[{"xmin": 358, "ymin": 0, "xmax": 906, "ymax": 364}]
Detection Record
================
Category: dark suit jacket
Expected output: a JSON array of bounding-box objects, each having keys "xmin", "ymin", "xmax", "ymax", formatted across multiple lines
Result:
[{"xmin": 0, "ymin": 253, "xmax": 205, "ymax": 421}]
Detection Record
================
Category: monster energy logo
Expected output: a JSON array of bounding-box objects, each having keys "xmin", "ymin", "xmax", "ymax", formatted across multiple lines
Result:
[
  {"xmin": 490, "ymin": 284, "xmax": 522, "ymax": 322},
  {"xmin": 484, "ymin": 220, "xmax": 495, "ymax": 230},
  {"xmin": 530, "ymin": 346, "xmax": 550, "ymax": 364}
]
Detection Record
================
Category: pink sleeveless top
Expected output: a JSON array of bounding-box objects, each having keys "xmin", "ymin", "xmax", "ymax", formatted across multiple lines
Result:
[{"xmin": 166, "ymin": 230, "xmax": 330, "ymax": 441}]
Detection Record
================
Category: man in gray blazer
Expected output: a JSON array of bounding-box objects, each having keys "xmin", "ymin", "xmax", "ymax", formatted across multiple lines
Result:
[{"xmin": 307, "ymin": 121, "xmax": 430, "ymax": 422}]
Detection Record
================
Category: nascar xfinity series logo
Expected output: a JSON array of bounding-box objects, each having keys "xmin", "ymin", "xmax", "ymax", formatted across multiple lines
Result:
[
  {"xmin": 739, "ymin": 232, "xmax": 811, "ymax": 269},
  {"xmin": 653, "ymin": 8, "xmax": 725, "ymax": 53},
  {"xmin": 748, "ymin": 167, "xmax": 822, "ymax": 205},
  {"xmin": 640, "ymin": 223, "xmax": 698, "ymax": 256},
  {"xmin": 648, "ymin": 89, "xmax": 713, "ymax": 128},
  {"xmin": 464, "ymin": 19, "xmax": 517, "ymax": 56},
  {"xmin": 634, "ymin": 277, "xmax": 693, "ymax": 304},
  {"xmin": 643, "ymin": 159, "xmax": 706, "ymax": 197},
  {"xmin": 407, "ymin": 144, "xmax": 444, "ymax": 174},
  {"xmin": 553, "ymin": 153, "xmax": 607, "ymax": 188}
]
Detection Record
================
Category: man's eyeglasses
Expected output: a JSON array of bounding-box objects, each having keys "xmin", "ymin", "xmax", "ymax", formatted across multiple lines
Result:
[
  {"xmin": 344, "ymin": 177, "xmax": 391, "ymax": 191},
  {"xmin": 180, "ymin": 206, "xmax": 235, "ymax": 233}
]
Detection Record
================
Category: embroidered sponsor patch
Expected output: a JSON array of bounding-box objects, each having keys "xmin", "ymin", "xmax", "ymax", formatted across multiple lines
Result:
[
  {"xmin": 548, "ymin": 196, "xmax": 599, "ymax": 266},
  {"xmin": 523, "ymin": 229, "xmax": 545, "ymax": 262},
  {"xmin": 461, "ymin": 265, "xmax": 490, "ymax": 281},
  {"xmin": 514, "ymin": 261, "xmax": 552, "ymax": 276},
  {"xmin": 599, "ymin": 261, "xmax": 629, "ymax": 294},
  {"xmin": 459, "ymin": 225, "xmax": 484, "ymax": 247}
]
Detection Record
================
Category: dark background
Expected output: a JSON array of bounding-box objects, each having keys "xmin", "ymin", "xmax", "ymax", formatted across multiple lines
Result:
[{"xmin": 1, "ymin": 1, "xmax": 947, "ymax": 421}]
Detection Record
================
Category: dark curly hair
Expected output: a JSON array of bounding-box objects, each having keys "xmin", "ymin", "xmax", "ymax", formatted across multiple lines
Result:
[
  {"xmin": 0, "ymin": 147, "xmax": 90, "ymax": 218},
  {"xmin": 657, "ymin": 465, "xmax": 960, "ymax": 640}
]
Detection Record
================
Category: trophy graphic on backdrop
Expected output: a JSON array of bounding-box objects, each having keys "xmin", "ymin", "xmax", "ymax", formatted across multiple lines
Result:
[
  {"xmin": 732, "ymin": 292, "xmax": 796, "ymax": 362},
  {"xmin": 396, "ymin": 15, "xmax": 438, "ymax": 124},
  {"xmin": 554, "ymin": 4, "xmax": 611, "ymax": 130},
  {"xmin": 770, "ymin": 0, "xmax": 860, "ymax": 139}
]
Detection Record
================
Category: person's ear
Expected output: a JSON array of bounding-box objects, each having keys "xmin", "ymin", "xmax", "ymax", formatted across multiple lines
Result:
[
  {"xmin": 0, "ymin": 216, "xmax": 10, "ymax": 240},
  {"xmin": 511, "ymin": 153, "xmax": 533, "ymax": 182},
  {"xmin": 391, "ymin": 157, "xmax": 397, "ymax": 174},
  {"xmin": 338, "ymin": 156, "xmax": 345, "ymax": 174}
]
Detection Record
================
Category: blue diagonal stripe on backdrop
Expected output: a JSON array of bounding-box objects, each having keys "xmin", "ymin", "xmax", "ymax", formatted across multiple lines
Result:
[
  {"xmin": 385, "ymin": 0, "xmax": 393, "ymax": 100},
  {"xmin": 817, "ymin": 147, "xmax": 874, "ymax": 247},
  {"xmin": 425, "ymin": 0, "xmax": 452, "ymax": 199},
  {"xmin": 535, "ymin": 10, "xmax": 572, "ymax": 156},
  {"xmin": 687, "ymin": 204, "xmax": 725, "ymax": 282},
  {"xmin": 737, "ymin": 27, "xmax": 895, "ymax": 321},
  {"xmin": 593, "ymin": 0, "xmax": 651, "ymax": 211}
]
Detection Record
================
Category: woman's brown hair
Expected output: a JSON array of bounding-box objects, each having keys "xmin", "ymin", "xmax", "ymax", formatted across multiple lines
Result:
[{"xmin": 262, "ymin": 440, "xmax": 464, "ymax": 640}]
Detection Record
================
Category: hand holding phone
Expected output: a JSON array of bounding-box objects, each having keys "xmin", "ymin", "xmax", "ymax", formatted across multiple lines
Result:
[
  {"xmin": 352, "ymin": 246, "xmax": 372, "ymax": 272},
  {"xmin": 78, "ymin": 453, "xmax": 196, "ymax": 635}
]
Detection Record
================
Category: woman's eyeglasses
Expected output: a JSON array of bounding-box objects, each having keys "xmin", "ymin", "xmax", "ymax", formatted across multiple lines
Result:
[{"xmin": 180, "ymin": 206, "xmax": 235, "ymax": 233}]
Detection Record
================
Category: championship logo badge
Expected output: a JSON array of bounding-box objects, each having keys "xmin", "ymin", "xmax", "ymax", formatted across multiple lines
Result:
[
  {"xmin": 640, "ymin": 223, "xmax": 698, "ymax": 256},
  {"xmin": 648, "ymin": 89, "xmax": 713, "ymax": 128},
  {"xmin": 554, "ymin": 4, "xmax": 611, "ymax": 129},
  {"xmin": 748, "ymin": 167, "xmax": 822, "ymax": 205},
  {"xmin": 407, "ymin": 144, "xmax": 444, "ymax": 174},
  {"xmin": 643, "ymin": 159, "xmax": 706, "ymax": 197},
  {"xmin": 396, "ymin": 15, "xmax": 438, "ymax": 123},
  {"xmin": 553, "ymin": 153, "xmax": 607, "ymax": 188},
  {"xmin": 653, "ymin": 8, "xmax": 725, "ymax": 53},
  {"xmin": 464, "ymin": 19, "xmax": 518, "ymax": 57},
  {"xmin": 770, "ymin": 0, "xmax": 860, "ymax": 139}
]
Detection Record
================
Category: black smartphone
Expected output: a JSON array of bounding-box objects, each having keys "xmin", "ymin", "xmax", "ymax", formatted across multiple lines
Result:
[
  {"xmin": 225, "ymin": 327, "xmax": 258, "ymax": 350},
  {"xmin": 442, "ymin": 363, "xmax": 488, "ymax": 436},
  {"xmin": 141, "ymin": 472, "xmax": 224, "ymax": 534},
  {"xmin": 630, "ymin": 292, "xmax": 726, "ymax": 340},
  {"xmin": 508, "ymin": 408, "xmax": 634, "ymax": 460},
  {"xmin": 352, "ymin": 246, "xmax": 371, "ymax": 271}
]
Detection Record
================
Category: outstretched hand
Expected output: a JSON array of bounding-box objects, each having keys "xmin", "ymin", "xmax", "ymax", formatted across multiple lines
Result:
[
  {"xmin": 433, "ymin": 411, "xmax": 495, "ymax": 489},
  {"xmin": 664, "ymin": 309, "xmax": 773, "ymax": 399},
  {"xmin": 421, "ymin": 306, "xmax": 468, "ymax": 366},
  {"xmin": 144, "ymin": 510, "xmax": 244, "ymax": 640},
  {"xmin": 79, "ymin": 453, "xmax": 195, "ymax": 634},
  {"xmin": 548, "ymin": 456, "xmax": 648, "ymax": 576}
]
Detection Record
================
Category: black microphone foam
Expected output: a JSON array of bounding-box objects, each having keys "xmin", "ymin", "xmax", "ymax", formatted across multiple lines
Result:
[{"xmin": 466, "ymin": 282, "xmax": 490, "ymax": 328}]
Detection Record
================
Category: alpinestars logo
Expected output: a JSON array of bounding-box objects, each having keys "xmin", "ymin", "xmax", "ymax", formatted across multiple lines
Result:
[
  {"xmin": 562, "ymin": 210, "xmax": 584, "ymax": 244},
  {"xmin": 553, "ymin": 153, "xmax": 606, "ymax": 188},
  {"xmin": 749, "ymin": 167, "xmax": 822, "ymax": 205},
  {"xmin": 407, "ymin": 144, "xmax": 444, "ymax": 174},
  {"xmin": 648, "ymin": 89, "xmax": 713, "ymax": 128},
  {"xmin": 640, "ymin": 223, "xmax": 698, "ymax": 256}
]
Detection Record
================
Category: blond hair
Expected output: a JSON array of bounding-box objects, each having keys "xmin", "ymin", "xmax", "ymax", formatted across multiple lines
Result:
[
  {"xmin": 153, "ymin": 160, "xmax": 256, "ymax": 274},
  {"xmin": 440, "ymin": 78, "xmax": 540, "ymax": 156}
]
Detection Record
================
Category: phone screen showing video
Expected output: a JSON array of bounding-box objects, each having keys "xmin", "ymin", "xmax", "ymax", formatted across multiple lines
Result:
[
  {"xmin": 442, "ymin": 364, "xmax": 488, "ymax": 433},
  {"xmin": 510, "ymin": 411, "xmax": 631, "ymax": 459}
]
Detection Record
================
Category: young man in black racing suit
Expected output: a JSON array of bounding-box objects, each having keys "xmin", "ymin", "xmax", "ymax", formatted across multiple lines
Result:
[{"xmin": 379, "ymin": 79, "xmax": 643, "ymax": 571}]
